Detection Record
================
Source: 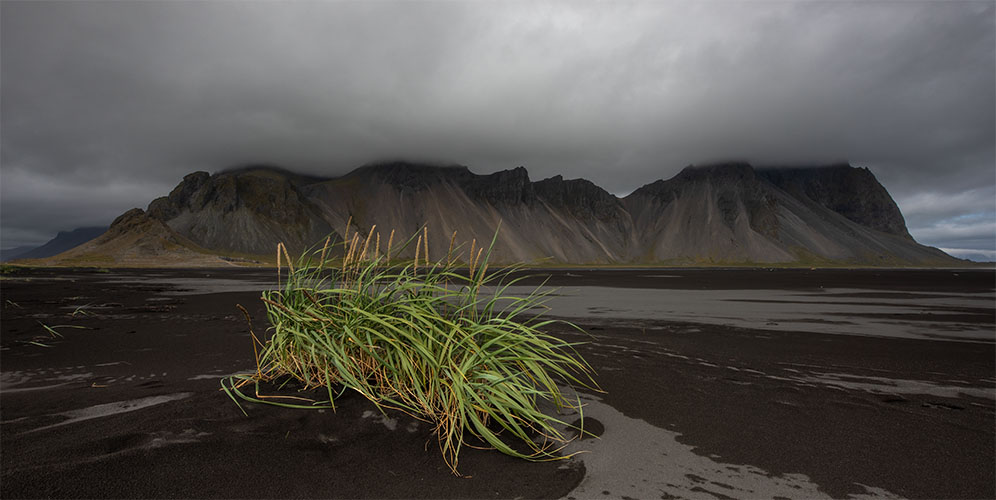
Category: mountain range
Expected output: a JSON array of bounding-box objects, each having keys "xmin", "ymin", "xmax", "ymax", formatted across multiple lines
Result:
[{"xmin": 28, "ymin": 161, "xmax": 960, "ymax": 267}]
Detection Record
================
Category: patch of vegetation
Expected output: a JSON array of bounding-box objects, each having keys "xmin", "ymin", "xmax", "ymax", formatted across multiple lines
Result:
[
  {"xmin": 0, "ymin": 264, "xmax": 25, "ymax": 274},
  {"xmin": 205, "ymin": 248, "xmax": 275, "ymax": 266},
  {"xmin": 223, "ymin": 225, "xmax": 597, "ymax": 474},
  {"xmin": 71, "ymin": 304, "xmax": 96, "ymax": 317},
  {"xmin": 37, "ymin": 321, "xmax": 91, "ymax": 337},
  {"xmin": 56, "ymin": 254, "xmax": 115, "ymax": 267},
  {"xmin": 219, "ymin": 255, "xmax": 262, "ymax": 265}
]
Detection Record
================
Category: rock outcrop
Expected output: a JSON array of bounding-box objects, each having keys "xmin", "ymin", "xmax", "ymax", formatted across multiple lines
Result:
[
  {"xmin": 533, "ymin": 175, "xmax": 624, "ymax": 222},
  {"xmin": 756, "ymin": 165, "xmax": 911, "ymax": 238},
  {"xmin": 146, "ymin": 168, "xmax": 334, "ymax": 255}
]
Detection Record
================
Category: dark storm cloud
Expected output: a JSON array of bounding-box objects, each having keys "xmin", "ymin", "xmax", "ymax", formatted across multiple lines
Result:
[{"xmin": 2, "ymin": 1, "xmax": 993, "ymax": 257}]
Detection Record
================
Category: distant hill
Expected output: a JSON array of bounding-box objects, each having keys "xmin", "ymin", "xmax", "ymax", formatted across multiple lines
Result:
[
  {"xmin": 37, "ymin": 161, "xmax": 964, "ymax": 267},
  {"xmin": 36, "ymin": 210, "xmax": 229, "ymax": 267},
  {"xmin": 1, "ymin": 246, "xmax": 36, "ymax": 262},
  {"xmin": 3, "ymin": 226, "xmax": 107, "ymax": 262}
]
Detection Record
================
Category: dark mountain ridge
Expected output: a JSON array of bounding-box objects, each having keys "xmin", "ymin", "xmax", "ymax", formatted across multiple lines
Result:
[
  {"xmin": 756, "ymin": 164, "xmax": 911, "ymax": 238},
  {"xmin": 621, "ymin": 162, "xmax": 945, "ymax": 264},
  {"xmin": 2, "ymin": 226, "xmax": 107, "ymax": 262},
  {"xmin": 36, "ymin": 161, "xmax": 961, "ymax": 267}
]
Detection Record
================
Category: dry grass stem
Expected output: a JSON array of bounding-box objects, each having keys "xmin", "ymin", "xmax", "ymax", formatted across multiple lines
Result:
[
  {"xmin": 319, "ymin": 236, "xmax": 331, "ymax": 265},
  {"xmin": 469, "ymin": 238, "xmax": 477, "ymax": 272},
  {"xmin": 343, "ymin": 216, "xmax": 353, "ymax": 251},
  {"xmin": 414, "ymin": 234, "xmax": 422, "ymax": 273},
  {"xmin": 360, "ymin": 225, "xmax": 376, "ymax": 262},
  {"xmin": 447, "ymin": 231, "xmax": 457, "ymax": 265},
  {"xmin": 422, "ymin": 226, "xmax": 429, "ymax": 268}
]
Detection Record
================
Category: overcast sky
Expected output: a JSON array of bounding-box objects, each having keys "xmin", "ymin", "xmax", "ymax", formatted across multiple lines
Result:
[{"xmin": 2, "ymin": 1, "xmax": 994, "ymax": 259}]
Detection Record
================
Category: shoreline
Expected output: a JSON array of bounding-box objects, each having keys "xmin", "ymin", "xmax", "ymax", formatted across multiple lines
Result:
[{"xmin": 1, "ymin": 268, "xmax": 993, "ymax": 498}]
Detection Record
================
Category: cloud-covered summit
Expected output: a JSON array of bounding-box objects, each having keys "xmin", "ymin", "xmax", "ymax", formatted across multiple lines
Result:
[{"xmin": 2, "ymin": 1, "xmax": 993, "ymax": 258}]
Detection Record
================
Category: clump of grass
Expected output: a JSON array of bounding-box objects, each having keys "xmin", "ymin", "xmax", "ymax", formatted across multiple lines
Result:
[
  {"xmin": 223, "ymin": 224, "xmax": 597, "ymax": 474},
  {"xmin": 71, "ymin": 303, "xmax": 96, "ymax": 318},
  {"xmin": 0, "ymin": 264, "xmax": 22, "ymax": 274},
  {"xmin": 38, "ymin": 321, "xmax": 90, "ymax": 337}
]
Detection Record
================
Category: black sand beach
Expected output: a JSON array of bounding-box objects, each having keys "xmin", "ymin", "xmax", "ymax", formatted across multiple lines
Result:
[{"xmin": 1, "ymin": 268, "xmax": 993, "ymax": 499}]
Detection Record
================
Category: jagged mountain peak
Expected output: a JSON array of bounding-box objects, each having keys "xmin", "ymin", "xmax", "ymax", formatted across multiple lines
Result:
[
  {"xmin": 146, "ymin": 166, "xmax": 333, "ymax": 255},
  {"xmin": 626, "ymin": 162, "xmax": 759, "ymax": 202},
  {"xmin": 533, "ymin": 175, "xmax": 623, "ymax": 221},
  {"xmin": 462, "ymin": 166, "xmax": 534, "ymax": 205},
  {"xmin": 756, "ymin": 163, "xmax": 911, "ymax": 238},
  {"xmin": 108, "ymin": 208, "xmax": 154, "ymax": 233}
]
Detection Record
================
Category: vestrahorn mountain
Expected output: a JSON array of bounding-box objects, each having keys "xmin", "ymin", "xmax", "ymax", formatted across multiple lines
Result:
[{"xmin": 37, "ymin": 161, "xmax": 959, "ymax": 267}]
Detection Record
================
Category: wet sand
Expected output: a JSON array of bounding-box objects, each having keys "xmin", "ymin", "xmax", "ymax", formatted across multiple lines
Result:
[{"xmin": 1, "ymin": 268, "xmax": 993, "ymax": 499}]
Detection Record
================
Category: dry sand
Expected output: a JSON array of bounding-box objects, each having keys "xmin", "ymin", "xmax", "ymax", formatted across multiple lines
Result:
[{"xmin": 1, "ymin": 268, "xmax": 993, "ymax": 498}]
